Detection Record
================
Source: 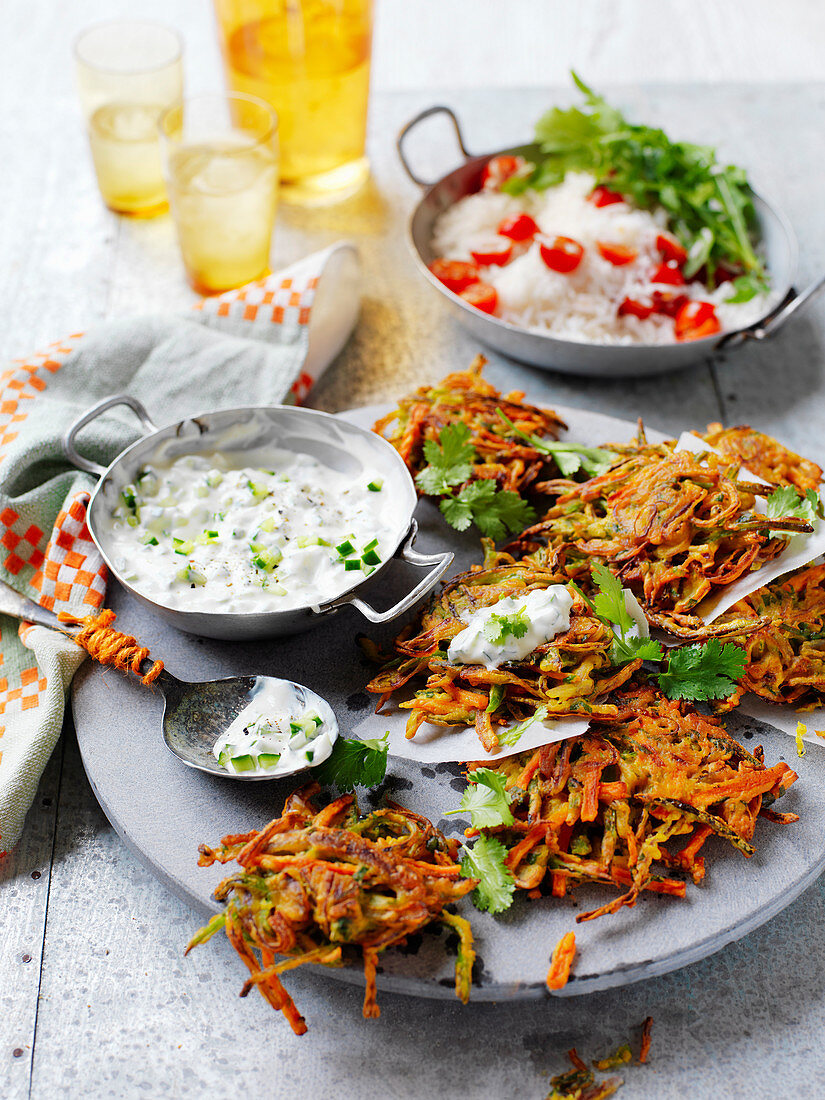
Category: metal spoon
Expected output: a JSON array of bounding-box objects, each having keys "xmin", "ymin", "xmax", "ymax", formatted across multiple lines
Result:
[{"xmin": 0, "ymin": 582, "xmax": 339, "ymax": 781}]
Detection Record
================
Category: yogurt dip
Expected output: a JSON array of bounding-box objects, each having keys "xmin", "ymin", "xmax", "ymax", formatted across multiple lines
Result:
[
  {"xmin": 212, "ymin": 677, "xmax": 337, "ymax": 776},
  {"xmin": 101, "ymin": 441, "xmax": 399, "ymax": 614},
  {"xmin": 448, "ymin": 586, "xmax": 575, "ymax": 669}
]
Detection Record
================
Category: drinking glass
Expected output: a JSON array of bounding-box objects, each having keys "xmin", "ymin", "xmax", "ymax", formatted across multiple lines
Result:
[
  {"xmin": 212, "ymin": 0, "xmax": 372, "ymax": 205},
  {"xmin": 74, "ymin": 21, "xmax": 183, "ymax": 216},
  {"xmin": 159, "ymin": 93, "xmax": 279, "ymax": 294}
]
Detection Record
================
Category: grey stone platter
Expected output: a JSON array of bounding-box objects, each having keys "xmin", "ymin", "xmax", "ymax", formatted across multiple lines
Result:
[{"xmin": 71, "ymin": 402, "xmax": 825, "ymax": 1002}]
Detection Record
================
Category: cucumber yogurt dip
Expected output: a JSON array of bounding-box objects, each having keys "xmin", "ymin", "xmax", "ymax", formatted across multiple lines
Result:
[
  {"xmin": 102, "ymin": 440, "xmax": 399, "ymax": 614},
  {"xmin": 212, "ymin": 677, "xmax": 337, "ymax": 776}
]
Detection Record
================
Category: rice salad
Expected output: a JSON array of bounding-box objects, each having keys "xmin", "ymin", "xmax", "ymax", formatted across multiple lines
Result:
[{"xmin": 430, "ymin": 169, "xmax": 769, "ymax": 345}]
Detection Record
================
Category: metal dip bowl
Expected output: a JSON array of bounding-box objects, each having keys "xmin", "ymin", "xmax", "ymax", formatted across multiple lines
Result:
[
  {"xmin": 63, "ymin": 395, "xmax": 453, "ymax": 641},
  {"xmin": 398, "ymin": 105, "xmax": 825, "ymax": 378}
]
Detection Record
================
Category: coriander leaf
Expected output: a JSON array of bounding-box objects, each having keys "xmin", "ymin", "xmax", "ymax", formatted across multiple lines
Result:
[
  {"xmin": 446, "ymin": 768, "xmax": 514, "ymax": 829},
  {"xmin": 483, "ymin": 606, "xmax": 530, "ymax": 646},
  {"xmin": 469, "ymin": 485, "xmax": 536, "ymax": 540},
  {"xmin": 416, "ymin": 465, "xmax": 460, "ymax": 497},
  {"xmin": 460, "ymin": 835, "xmax": 516, "ymax": 914},
  {"xmin": 657, "ymin": 638, "xmax": 746, "ymax": 701},
  {"xmin": 424, "ymin": 422, "xmax": 476, "ymax": 470},
  {"xmin": 415, "ymin": 423, "xmax": 477, "ymax": 496},
  {"xmin": 591, "ymin": 564, "xmax": 634, "ymax": 635},
  {"xmin": 498, "ymin": 705, "xmax": 549, "ymax": 747},
  {"xmin": 441, "ymin": 480, "xmax": 536, "ymax": 541},
  {"xmin": 496, "ymin": 409, "xmax": 617, "ymax": 477},
  {"xmin": 439, "ymin": 493, "xmax": 474, "ymax": 532},
  {"xmin": 725, "ymin": 272, "xmax": 768, "ymax": 304},
  {"xmin": 311, "ymin": 732, "xmax": 389, "ymax": 791},
  {"xmin": 766, "ymin": 486, "xmax": 820, "ymax": 525},
  {"xmin": 611, "ymin": 635, "xmax": 664, "ymax": 665}
]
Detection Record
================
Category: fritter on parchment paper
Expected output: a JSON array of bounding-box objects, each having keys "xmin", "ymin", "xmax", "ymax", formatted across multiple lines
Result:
[{"xmin": 463, "ymin": 687, "xmax": 797, "ymax": 922}]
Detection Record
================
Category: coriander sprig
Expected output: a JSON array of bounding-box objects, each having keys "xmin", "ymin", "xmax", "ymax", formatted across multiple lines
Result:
[
  {"xmin": 765, "ymin": 486, "xmax": 821, "ymax": 527},
  {"xmin": 415, "ymin": 422, "xmax": 476, "ymax": 496},
  {"xmin": 415, "ymin": 424, "xmax": 536, "ymax": 539},
  {"xmin": 588, "ymin": 564, "xmax": 745, "ymax": 700},
  {"xmin": 311, "ymin": 732, "xmax": 389, "ymax": 791},
  {"xmin": 496, "ymin": 409, "xmax": 618, "ymax": 478},
  {"xmin": 657, "ymin": 639, "xmax": 746, "ymax": 702},
  {"xmin": 591, "ymin": 564, "xmax": 664, "ymax": 666},
  {"xmin": 446, "ymin": 768, "xmax": 514, "ymax": 830},
  {"xmin": 459, "ymin": 835, "xmax": 516, "ymax": 914},
  {"xmin": 483, "ymin": 606, "xmax": 530, "ymax": 646}
]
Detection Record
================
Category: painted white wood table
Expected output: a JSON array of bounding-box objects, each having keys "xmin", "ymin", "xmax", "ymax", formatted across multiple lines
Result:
[{"xmin": 4, "ymin": 3, "xmax": 825, "ymax": 1097}]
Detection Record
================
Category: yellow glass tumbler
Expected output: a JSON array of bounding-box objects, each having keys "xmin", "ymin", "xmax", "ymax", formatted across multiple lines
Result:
[{"xmin": 212, "ymin": 0, "xmax": 372, "ymax": 205}]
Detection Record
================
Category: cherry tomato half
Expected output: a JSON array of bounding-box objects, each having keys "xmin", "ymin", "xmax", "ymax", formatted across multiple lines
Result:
[
  {"xmin": 459, "ymin": 282, "xmax": 498, "ymax": 315},
  {"xmin": 674, "ymin": 300, "xmax": 721, "ymax": 341},
  {"xmin": 651, "ymin": 291, "xmax": 689, "ymax": 318},
  {"xmin": 656, "ymin": 233, "xmax": 688, "ymax": 265},
  {"xmin": 481, "ymin": 155, "xmax": 522, "ymax": 190},
  {"xmin": 652, "ymin": 261, "xmax": 686, "ymax": 286},
  {"xmin": 589, "ymin": 186, "xmax": 625, "ymax": 208},
  {"xmin": 497, "ymin": 213, "xmax": 540, "ymax": 242},
  {"xmin": 597, "ymin": 241, "xmax": 638, "ymax": 267},
  {"xmin": 539, "ymin": 236, "xmax": 585, "ymax": 274},
  {"xmin": 618, "ymin": 297, "xmax": 654, "ymax": 320},
  {"xmin": 428, "ymin": 259, "xmax": 481, "ymax": 293},
  {"xmin": 470, "ymin": 239, "xmax": 514, "ymax": 267}
]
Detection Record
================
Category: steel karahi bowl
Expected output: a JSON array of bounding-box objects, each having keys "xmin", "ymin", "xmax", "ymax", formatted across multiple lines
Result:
[
  {"xmin": 398, "ymin": 105, "xmax": 825, "ymax": 378},
  {"xmin": 63, "ymin": 395, "xmax": 453, "ymax": 641}
]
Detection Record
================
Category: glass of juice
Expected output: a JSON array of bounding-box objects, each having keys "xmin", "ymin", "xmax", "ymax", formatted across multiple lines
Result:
[
  {"xmin": 159, "ymin": 93, "xmax": 279, "ymax": 294},
  {"xmin": 74, "ymin": 21, "xmax": 183, "ymax": 217},
  {"xmin": 212, "ymin": 0, "xmax": 372, "ymax": 205}
]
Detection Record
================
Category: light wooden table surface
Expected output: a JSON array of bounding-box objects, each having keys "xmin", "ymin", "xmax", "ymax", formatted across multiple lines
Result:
[{"xmin": 4, "ymin": 3, "xmax": 825, "ymax": 1098}]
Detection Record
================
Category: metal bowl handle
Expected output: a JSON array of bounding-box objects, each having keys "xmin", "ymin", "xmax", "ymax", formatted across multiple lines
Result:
[
  {"xmin": 397, "ymin": 105, "xmax": 472, "ymax": 188},
  {"xmin": 717, "ymin": 273, "xmax": 825, "ymax": 350},
  {"xmin": 63, "ymin": 394, "xmax": 158, "ymax": 476},
  {"xmin": 317, "ymin": 521, "xmax": 453, "ymax": 624}
]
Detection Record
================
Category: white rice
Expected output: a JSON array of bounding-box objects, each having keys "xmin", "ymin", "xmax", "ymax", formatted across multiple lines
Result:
[{"xmin": 431, "ymin": 171, "xmax": 768, "ymax": 345}]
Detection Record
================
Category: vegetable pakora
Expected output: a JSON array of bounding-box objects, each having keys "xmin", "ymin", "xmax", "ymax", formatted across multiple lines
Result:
[
  {"xmin": 373, "ymin": 354, "xmax": 566, "ymax": 497},
  {"xmin": 510, "ymin": 442, "xmax": 812, "ymax": 634},
  {"xmin": 465, "ymin": 687, "xmax": 798, "ymax": 922},
  {"xmin": 716, "ymin": 562, "xmax": 825, "ymax": 711},
  {"xmin": 187, "ymin": 785, "xmax": 475, "ymax": 1033},
  {"xmin": 366, "ymin": 549, "xmax": 641, "ymax": 750}
]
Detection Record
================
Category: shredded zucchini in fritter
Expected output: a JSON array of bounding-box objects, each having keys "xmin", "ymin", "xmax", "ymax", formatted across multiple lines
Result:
[
  {"xmin": 509, "ymin": 437, "xmax": 812, "ymax": 634},
  {"xmin": 187, "ymin": 785, "xmax": 475, "ymax": 1033},
  {"xmin": 366, "ymin": 548, "xmax": 641, "ymax": 750},
  {"xmin": 464, "ymin": 687, "xmax": 798, "ymax": 922},
  {"xmin": 716, "ymin": 562, "xmax": 825, "ymax": 711}
]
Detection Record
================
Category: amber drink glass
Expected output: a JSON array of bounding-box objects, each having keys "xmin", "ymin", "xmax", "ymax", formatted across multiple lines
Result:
[
  {"xmin": 75, "ymin": 21, "xmax": 183, "ymax": 216},
  {"xmin": 212, "ymin": 0, "xmax": 372, "ymax": 205},
  {"xmin": 160, "ymin": 93, "xmax": 279, "ymax": 294}
]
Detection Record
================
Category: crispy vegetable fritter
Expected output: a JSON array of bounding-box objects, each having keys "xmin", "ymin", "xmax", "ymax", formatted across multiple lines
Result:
[
  {"xmin": 373, "ymin": 354, "xmax": 566, "ymax": 496},
  {"xmin": 509, "ymin": 443, "xmax": 811, "ymax": 634},
  {"xmin": 187, "ymin": 785, "xmax": 475, "ymax": 1033},
  {"xmin": 702, "ymin": 422, "xmax": 822, "ymax": 491},
  {"xmin": 717, "ymin": 562, "xmax": 825, "ymax": 711},
  {"xmin": 366, "ymin": 549, "xmax": 640, "ymax": 750},
  {"xmin": 467, "ymin": 687, "xmax": 797, "ymax": 922}
]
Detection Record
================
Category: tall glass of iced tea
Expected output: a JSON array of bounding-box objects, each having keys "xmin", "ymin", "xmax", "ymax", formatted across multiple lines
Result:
[
  {"xmin": 212, "ymin": 0, "xmax": 372, "ymax": 205},
  {"xmin": 159, "ymin": 93, "xmax": 279, "ymax": 294},
  {"xmin": 75, "ymin": 21, "xmax": 183, "ymax": 216}
]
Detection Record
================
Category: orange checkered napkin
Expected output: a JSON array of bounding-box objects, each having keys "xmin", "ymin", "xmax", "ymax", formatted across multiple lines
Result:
[{"xmin": 0, "ymin": 242, "xmax": 360, "ymax": 852}]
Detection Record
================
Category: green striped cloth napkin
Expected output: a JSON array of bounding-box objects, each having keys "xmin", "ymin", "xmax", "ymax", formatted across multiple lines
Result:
[{"xmin": 0, "ymin": 242, "xmax": 359, "ymax": 853}]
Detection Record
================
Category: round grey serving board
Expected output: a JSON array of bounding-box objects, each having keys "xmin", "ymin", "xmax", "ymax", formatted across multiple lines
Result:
[{"xmin": 72, "ymin": 403, "xmax": 825, "ymax": 1002}]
